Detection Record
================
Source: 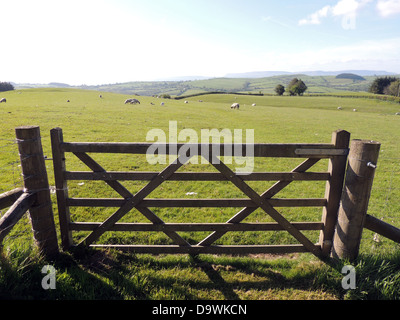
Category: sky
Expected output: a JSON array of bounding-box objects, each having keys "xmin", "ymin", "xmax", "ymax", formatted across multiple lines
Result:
[{"xmin": 1, "ymin": 0, "xmax": 400, "ymax": 85}]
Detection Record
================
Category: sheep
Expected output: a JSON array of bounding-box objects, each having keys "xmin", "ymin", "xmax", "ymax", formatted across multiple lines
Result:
[
  {"xmin": 0, "ymin": 98, "xmax": 6, "ymax": 103},
  {"xmin": 353, "ymin": 108, "xmax": 357, "ymax": 112},
  {"xmin": 337, "ymin": 107, "xmax": 342, "ymax": 110},
  {"xmin": 252, "ymin": 103, "xmax": 256, "ymax": 106},
  {"xmin": 160, "ymin": 102, "xmax": 165, "ymax": 106},
  {"xmin": 395, "ymin": 112, "xmax": 400, "ymax": 115},
  {"xmin": 231, "ymin": 103, "xmax": 240, "ymax": 109},
  {"xmin": 125, "ymin": 98, "xmax": 140, "ymax": 104},
  {"xmin": 184, "ymin": 101, "xmax": 188, "ymax": 104}
]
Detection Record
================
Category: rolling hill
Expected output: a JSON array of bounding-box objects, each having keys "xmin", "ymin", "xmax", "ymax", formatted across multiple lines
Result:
[
  {"xmin": 71, "ymin": 74, "xmax": 375, "ymax": 96},
  {"xmin": 13, "ymin": 70, "xmax": 399, "ymax": 97}
]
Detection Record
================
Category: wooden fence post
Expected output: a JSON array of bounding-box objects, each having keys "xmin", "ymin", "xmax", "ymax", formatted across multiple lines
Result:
[
  {"xmin": 331, "ymin": 139, "xmax": 380, "ymax": 261},
  {"xmin": 15, "ymin": 126, "xmax": 59, "ymax": 257}
]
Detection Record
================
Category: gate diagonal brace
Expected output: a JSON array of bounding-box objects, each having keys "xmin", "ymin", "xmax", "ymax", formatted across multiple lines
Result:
[
  {"xmin": 77, "ymin": 152, "xmax": 192, "ymax": 247},
  {"xmin": 202, "ymin": 156, "xmax": 322, "ymax": 259},
  {"xmin": 198, "ymin": 158, "xmax": 320, "ymax": 247}
]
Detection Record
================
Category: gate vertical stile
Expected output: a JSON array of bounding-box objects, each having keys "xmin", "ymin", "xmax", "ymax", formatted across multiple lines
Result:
[
  {"xmin": 51, "ymin": 127, "xmax": 73, "ymax": 250},
  {"xmin": 319, "ymin": 130, "xmax": 350, "ymax": 257}
]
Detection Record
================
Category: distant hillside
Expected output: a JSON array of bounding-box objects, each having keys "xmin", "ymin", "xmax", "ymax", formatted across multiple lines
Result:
[
  {"xmin": 14, "ymin": 70, "xmax": 399, "ymax": 96},
  {"xmin": 225, "ymin": 70, "xmax": 396, "ymax": 78},
  {"xmin": 71, "ymin": 74, "xmax": 375, "ymax": 96}
]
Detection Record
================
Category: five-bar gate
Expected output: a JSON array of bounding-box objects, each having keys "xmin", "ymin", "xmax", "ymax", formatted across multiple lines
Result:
[{"xmin": 51, "ymin": 128, "xmax": 350, "ymax": 260}]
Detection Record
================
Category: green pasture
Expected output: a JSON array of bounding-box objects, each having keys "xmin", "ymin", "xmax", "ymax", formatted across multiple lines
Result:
[{"xmin": 0, "ymin": 88, "xmax": 400, "ymax": 299}]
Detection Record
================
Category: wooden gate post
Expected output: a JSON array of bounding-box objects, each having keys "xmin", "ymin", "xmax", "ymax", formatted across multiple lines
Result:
[
  {"xmin": 331, "ymin": 139, "xmax": 380, "ymax": 261},
  {"xmin": 319, "ymin": 130, "xmax": 350, "ymax": 257},
  {"xmin": 15, "ymin": 126, "xmax": 59, "ymax": 257}
]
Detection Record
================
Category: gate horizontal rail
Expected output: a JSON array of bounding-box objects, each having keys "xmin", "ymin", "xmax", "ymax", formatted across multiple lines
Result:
[
  {"xmin": 61, "ymin": 142, "xmax": 348, "ymax": 158},
  {"xmin": 66, "ymin": 198, "xmax": 327, "ymax": 208},
  {"xmin": 65, "ymin": 171, "xmax": 330, "ymax": 181},
  {"xmin": 70, "ymin": 222, "xmax": 324, "ymax": 232}
]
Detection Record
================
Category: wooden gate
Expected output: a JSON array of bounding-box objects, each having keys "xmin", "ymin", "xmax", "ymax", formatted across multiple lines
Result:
[{"xmin": 51, "ymin": 128, "xmax": 350, "ymax": 259}]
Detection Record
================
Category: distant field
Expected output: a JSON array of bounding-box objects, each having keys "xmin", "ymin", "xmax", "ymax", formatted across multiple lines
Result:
[
  {"xmin": 1, "ymin": 88, "xmax": 399, "ymax": 299},
  {"xmin": 30, "ymin": 74, "xmax": 378, "ymax": 96}
]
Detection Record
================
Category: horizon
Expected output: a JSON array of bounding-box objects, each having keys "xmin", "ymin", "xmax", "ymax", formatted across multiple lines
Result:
[
  {"xmin": 1, "ymin": 0, "xmax": 400, "ymax": 86},
  {"xmin": 10, "ymin": 69, "xmax": 399, "ymax": 87}
]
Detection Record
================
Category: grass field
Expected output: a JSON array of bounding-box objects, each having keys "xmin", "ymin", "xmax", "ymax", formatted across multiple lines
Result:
[{"xmin": 0, "ymin": 88, "xmax": 400, "ymax": 300}]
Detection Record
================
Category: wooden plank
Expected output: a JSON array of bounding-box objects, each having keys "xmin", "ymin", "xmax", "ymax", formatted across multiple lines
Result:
[
  {"xmin": 198, "ymin": 158, "xmax": 320, "ymax": 246},
  {"xmin": 88, "ymin": 244, "xmax": 312, "ymax": 254},
  {"xmin": 295, "ymin": 149, "xmax": 348, "ymax": 156},
  {"xmin": 0, "ymin": 188, "xmax": 23, "ymax": 210},
  {"xmin": 62, "ymin": 142, "xmax": 343, "ymax": 158},
  {"xmin": 209, "ymin": 155, "xmax": 323, "ymax": 258},
  {"xmin": 78, "ymin": 152, "xmax": 190, "ymax": 247},
  {"xmin": 70, "ymin": 221, "xmax": 324, "ymax": 232},
  {"xmin": 51, "ymin": 127, "xmax": 73, "ymax": 250},
  {"xmin": 65, "ymin": 171, "xmax": 330, "ymax": 182},
  {"xmin": 0, "ymin": 192, "xmax": 36, "ymax": 242},
  {"xmin": 364, "ymin": 214, "xmax": 400, "ymax": 244},
  {"xmin": 319, "ymin": 130, "xmax": 350, "ymax": 257},
  {"xmin": 66, "ymin": 198, "xmax": 327, "ymax": 208}
]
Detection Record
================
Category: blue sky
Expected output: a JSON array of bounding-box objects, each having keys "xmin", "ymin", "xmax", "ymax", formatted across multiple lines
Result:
[{"xmin": 1, "ymin": 0, "xmax": 400, "ymax": 85}]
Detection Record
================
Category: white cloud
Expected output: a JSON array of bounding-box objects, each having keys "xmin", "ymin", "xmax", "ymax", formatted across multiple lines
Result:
[
  {"xmin": 376, "ymin": 0, "xmax": 400, "ymax": 16},
  {"xmin": 299, "ymin": 0, "xmax": 372, "ymax": 26},
  {"xmin": 258, "ymin": 38, "xmax": 400, "ymax": 73},
  {"xmin": 299, "ymin": 5, "xmax": 331, "ymax": 25}
]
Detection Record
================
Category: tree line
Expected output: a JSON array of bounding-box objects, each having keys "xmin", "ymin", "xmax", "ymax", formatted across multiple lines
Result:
[
  {"xmin": 0, "ymin": 82, "xmax": 14, "ymax": 92},
  {"xmin": 369, "ymin": 76, "xmax": 400, "ymax": 97}
]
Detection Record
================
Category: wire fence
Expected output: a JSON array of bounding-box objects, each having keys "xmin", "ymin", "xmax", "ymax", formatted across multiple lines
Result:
[
  {"xmin": 369, "ymin": 157, "xmax": 400, "ymax": 220},
  {"xmin": 0, "ymin": 139, "xmax": 28, "ymax": 250}
]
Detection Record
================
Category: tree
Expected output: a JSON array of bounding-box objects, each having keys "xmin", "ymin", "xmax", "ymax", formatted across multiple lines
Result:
[
  {"xmin": 369, "ymin": 76, "xmax": 398, "ymax": 94},
  {"xmin": 384, "ymin": 80, "xmax": 400, "ymax": 97},
  {"xmin": 288, "ymin": 78, "xmax": 307, "ymax": 96},
  {"xmin": 274, "ymin": 84, "xmax": 285, "ymax": 96},
  {"xmin": 0, "ymin": 82, "xmax": 14, "ymax": 92}
]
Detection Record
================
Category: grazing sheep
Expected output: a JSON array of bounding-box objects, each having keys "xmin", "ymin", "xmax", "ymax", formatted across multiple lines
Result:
[
  {"xmin": 337, "ymin": 107, "xmax": 342, "ymax": 110},
  {"xmin": 67, "ymin": 100, "xmax": 70, "ymax": 102},
  {"xmin": 99, "ymin": 95, "xmax": 103, "ymax": 98},
  {"xmin": 125, "ymin": 98, "xmax": 140, "ymax": 105},
  {"xmin": 184, "ymin": 101, "xmax": 188, "ymax": 104},
  {"xmin": 353, "ymin": 108, "xmax": 357, "ymax": 112},
  {"xmin": 252, "ymin": 103, "xmax": 256, "ymax": 106},
  {"xmin": 160, "ymin": 102, "xmax": 165, "ymax": 106},
  {"xmin": 395, "ymin": 112, "xmax": 400, "ymax": 115},
  {"xmin": 231, "ymin": 103, "xmax": 240, "ymax": 109},
  {"xmin": 199, "ymin": 100, "xmax": 203, "ymax": 102},
  {"xmin": 0, "ymin": 98, "xmax": 6, "ymax": 103}
]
